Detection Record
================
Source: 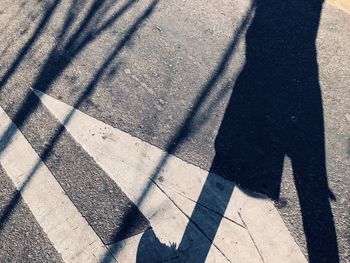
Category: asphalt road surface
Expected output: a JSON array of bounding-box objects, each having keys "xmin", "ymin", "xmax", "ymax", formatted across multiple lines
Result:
[{"xmin": 0, "ymin": 0, "xmax": 349, "ymax": 262}]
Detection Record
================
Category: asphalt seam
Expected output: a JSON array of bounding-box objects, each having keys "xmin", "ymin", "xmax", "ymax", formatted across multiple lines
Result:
[
  {"xmin": 158, "ymin": 182, "xmax": 246, "ymax": 229},
  {"xmin": 149, "ymin": 177, "xmax": 234, "ymax": 263},
  {"xmin": 238, "ymin": 211, "xmax": 266, "ymax": 263}
]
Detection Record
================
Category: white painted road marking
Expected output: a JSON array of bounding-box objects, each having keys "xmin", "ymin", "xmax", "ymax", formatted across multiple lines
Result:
[
  {"xmin": 0, "ymin": 107, "xmax": 117, "ymax": 263},
  {"xmin": 36, "ymin": 90, "xmax": 307, "ymax": 263}
]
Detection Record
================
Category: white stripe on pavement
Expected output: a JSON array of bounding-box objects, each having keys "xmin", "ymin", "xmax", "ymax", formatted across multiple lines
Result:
[
  {"xmin": 0, "ymin": 107, "xmax": 117, "ymax": 263},
  {"xmin": 36, "ymin": 90, "xmax": 307, "ymax": 263}
]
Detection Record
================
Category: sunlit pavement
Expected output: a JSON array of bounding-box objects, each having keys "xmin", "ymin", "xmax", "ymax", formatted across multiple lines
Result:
[{"xmin": 0, "ymin": 0, "xmax": 349, "ymax": 262}]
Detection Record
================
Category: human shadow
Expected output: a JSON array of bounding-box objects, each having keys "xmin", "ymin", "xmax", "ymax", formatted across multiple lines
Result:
[
  {"xmin": 137, "ymin": 0, "xmax": 339, "ymax": 262},
  {"xmin": 210, "ymin": 0, "xmax": 339, "ymax": 262}
]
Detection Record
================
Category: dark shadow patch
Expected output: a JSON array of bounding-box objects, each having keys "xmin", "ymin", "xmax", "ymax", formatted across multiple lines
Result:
[{"xmin": 136, "ymin": 229, "xmax": 178, "ymax": 263}]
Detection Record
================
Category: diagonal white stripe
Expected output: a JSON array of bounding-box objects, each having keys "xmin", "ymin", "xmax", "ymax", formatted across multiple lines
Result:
[{"xmin": 0, "ymin": 106, "xmax": 117, "ymax": 263}]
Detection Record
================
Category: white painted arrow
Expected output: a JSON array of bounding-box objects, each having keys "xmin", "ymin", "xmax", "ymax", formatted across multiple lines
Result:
[{"xmin": 35, "ymin": 89, "xmax": 306, "ymax": 263}]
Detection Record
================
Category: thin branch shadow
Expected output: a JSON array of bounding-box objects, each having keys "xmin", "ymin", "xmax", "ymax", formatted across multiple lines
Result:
[
  {"xmin": 0, "ymin": 0, "xmax": 157, "ymax": 240},
  {"xmin": 100, "ymin": 3, "xmax": 255, "ymax": 262}
]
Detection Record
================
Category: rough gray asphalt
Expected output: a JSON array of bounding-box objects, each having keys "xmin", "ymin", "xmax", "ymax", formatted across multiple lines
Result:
[
  {"xmin": 0, "ymin": 0, "xmax": 349, "ymax": 262},
  {"xmin": 0, "ymin": 0, "xmax": 150, "ymax": 247},
  {"xmin": 0, "ymin": 85, "xmax": 150, "ymax": 245},
  {"xmin": 0, "ymin": 166, "xmax": 63, "ymax": 263}
]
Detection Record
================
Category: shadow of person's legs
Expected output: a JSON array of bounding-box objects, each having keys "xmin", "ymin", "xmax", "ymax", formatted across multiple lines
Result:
[
  {"xmin": 292, "ymin": 160, "xmax": 339, "ymax": 262},
  {"xmin": 290, "ymin": 132, "xmax": 339, "ymax": 263}
]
